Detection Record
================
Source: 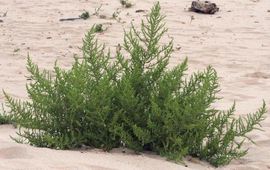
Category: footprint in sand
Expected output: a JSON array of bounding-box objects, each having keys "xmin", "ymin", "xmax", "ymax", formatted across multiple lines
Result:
[
  {"xmin": 0, "ymin": 146, "xmax": 31, "ymax": 159},
  {"xmin": 245, "ymin": 72, "xmax": 270, "ymax": 79},
  {"xmin": 233, "ymin": 166, "xmax": 261, "ymax": 170}
]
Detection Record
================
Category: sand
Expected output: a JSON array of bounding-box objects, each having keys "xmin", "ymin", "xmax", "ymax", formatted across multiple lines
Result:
[{"xmin": 0, "ymin": 0, "xmax": 270, "ymax": 169}]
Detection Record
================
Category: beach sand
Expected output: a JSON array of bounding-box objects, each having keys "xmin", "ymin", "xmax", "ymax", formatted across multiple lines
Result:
[{"xmin": 0, "ymin": 0, "xmax": 270, "ymax": 169}]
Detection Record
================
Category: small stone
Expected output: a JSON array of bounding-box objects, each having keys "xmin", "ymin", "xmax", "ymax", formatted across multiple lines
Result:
[{"xmin": 176, "ymin": 46, "xmax": 181, "ymax": 50}]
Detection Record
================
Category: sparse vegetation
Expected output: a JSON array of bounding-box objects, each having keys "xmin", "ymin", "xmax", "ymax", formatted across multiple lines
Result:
[
  {"xmin": 13, "ymin": 48, "xmax": 20, "ymax": 53},
  {"xmin": 120, "ymin": 0, "xmax": 133, "ymax": 8},
  {"xmin": 112, "ymin": 11, "xmax": 119, "ymax": 19},
  {"xmin": 79, "ymin": 11, "xmax": 90, "ymax": 20},
  {"xmin": 93, "ymin": 24, "xmax": 104, "ymax": 33},
  {"xmin": 112, "ymin": 9, "xmax": 122, "ymax": 22},
  {"xmin": 120, "ymin": 0, "xmax": 127, "ymax": 6},
  {"xmin": 93, "ymin": 4, "xmax": 103, "ymax": 16},
  {"xmin": 4, "ymin": 3, "xmax": 267, "ymax": 167},
  {"xmin": 125, "ymin": 2, "xmax": 133, "ymax": 8}
]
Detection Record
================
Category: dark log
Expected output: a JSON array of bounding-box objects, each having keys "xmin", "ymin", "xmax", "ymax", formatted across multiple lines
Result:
[
  {"xmin": 59, "ymin": 17, "xmax": 81, "ymax": 21},
  {"xmin": 189, "ymin": 1, "xmax": 219, "ymax": 14}
]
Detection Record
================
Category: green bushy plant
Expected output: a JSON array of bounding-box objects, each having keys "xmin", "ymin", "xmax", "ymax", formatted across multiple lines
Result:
[
  {"xmin": 0, "ymin": 108, "xmax": 14, "ymax": 125},
  {"xmin": 4, "ymin": 2, "xmax": 267, "ymax": 167},
  {"xmin": 0, "ymin": 113, "xmax": 13, "ymax": 125}
]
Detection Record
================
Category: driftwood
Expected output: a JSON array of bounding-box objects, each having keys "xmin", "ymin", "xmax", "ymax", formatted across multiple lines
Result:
[
  {"xmin": 59, "ymin": 17, "xmax": 81, "ymax": 21},
  {"xmin": 59, "ymin": 11, "xmax": 89, "ymax": 22},
  {"xmin": 135, "ymin": 9, "xmax": 147, "ymax": 13},
  {"xmin": 189, "ymin": 1, "xmax": 219, "ymax": 14}
]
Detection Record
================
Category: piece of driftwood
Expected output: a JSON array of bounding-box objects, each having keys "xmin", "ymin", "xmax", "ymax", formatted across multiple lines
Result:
[
  {"xmin": 59, "ymin": 11, "xmax": 89, "ymax": 22},
  {"xmin": 189, "ymin": 1, "xmax": 219, "ymax": 14},
  {"xmin": 59, "ymin": 18, "xmax": 80, "ymax": 21},
  {"xmin": 135, "ymin": 9, "xmax": 147, "ymax": 13}
]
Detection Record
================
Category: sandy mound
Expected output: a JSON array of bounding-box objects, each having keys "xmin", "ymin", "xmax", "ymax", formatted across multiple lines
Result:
[{"xmin": 0, "ymin": 0, "xmax": 269, "ymax": 169}]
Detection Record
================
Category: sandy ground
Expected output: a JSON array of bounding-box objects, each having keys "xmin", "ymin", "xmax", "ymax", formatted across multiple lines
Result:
[{"xmin": 0, "ymin": 0, "xmax": 270, "ymax": 169}]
